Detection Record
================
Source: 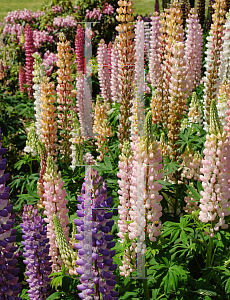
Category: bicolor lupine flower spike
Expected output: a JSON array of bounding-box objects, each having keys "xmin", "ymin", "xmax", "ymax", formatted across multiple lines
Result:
[
  {"xmin": 130, "ymin": 17, "xmax": 145, "ymax": 143},
  {"xmin": 130, "ymin": 111, "xmax": 163, "ymax": 244},
  {"xmin": 32, "ymin": 52, "xmax": 46, "ymax": 139},
  {"xmin": 117, "ymin": 140, "xmax": 133, "ymax": 244},
  {"xmin": 93, "ymin": 95, "xmax": 113, "ymax": 161},
  {"xmin": 202, "ymin": 0, "xmax": 227, "ymax": 132},
  {"xmin": 75, "ymin": 168, "xmax": 118, "ymax": 300},
  {"xmin": 199, "ymin": 99, "xmax": 230, "ymax": 237},
  {"xmin": 40, "ymin": 76, "xmax": 58, "ymax": 158},
  {"xmin": 184, "ymin": 8, "xmax": 203, "ymax": 96},
  {"xmin": 219, "ymin": 11, "xmax": 230, "ymax": 85},
  {"xmin": 116, "ymin": 0, "xmax": 136, "ymax": 151},
  {"xmin": 53, "ymin": 214, "xmax": 78, "ymax": 275},
  {"xmin": 110, "ymin": 39, "xmax": 120, "ymax": 105},
  {"xmin": 20, "ymin": 205, "xmax": 53, "ymax": 299},
  {"xmin": 0, "ymin": 128, "xmax": 22, "ymax": 300},
  {"xmin": 96, "ymin": 39, "xmax": 112, "ymax": 104},
  {"xmin": 70, "ymin": 114, "xmax": 84, "ymax": 170},
  {"xmin": 43, "ymin": 156, "xmax": 70, "ymax": 272},
  {"xmin": 24, "ymin": 123, "xmax": 39, "ymax": 156},
  {"xmin": 56, "ymin": 33, "xmax": 74, "ymax": 165}
]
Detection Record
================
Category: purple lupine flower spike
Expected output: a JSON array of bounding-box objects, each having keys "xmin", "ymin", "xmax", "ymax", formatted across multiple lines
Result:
[
  {"xmin": 75, "ymin": 168, "xmax": 118, "ymax": 300},
  {"xmin": 0, "ymin": 127, "xmax": 22, "ymax": 300},
  {"xmin": 20, "ymin": 205, "xmax": 53, "ymax": 299}
]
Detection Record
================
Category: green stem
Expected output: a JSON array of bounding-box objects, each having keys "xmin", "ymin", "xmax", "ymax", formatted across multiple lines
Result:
[
  {"xmin": 206, "ymin": 236, "xmax": 213, "ymax": 268},
  {"xmin": 156, "ymin": 294, "xmax": 166, "ymax": 300},
  {"xmin": 29, "ymin": 157, "xmax": 33, "ymax": 175},
  {"xmin": 142, "ymin": 265, "xmax": 150, "ymax": 300}
]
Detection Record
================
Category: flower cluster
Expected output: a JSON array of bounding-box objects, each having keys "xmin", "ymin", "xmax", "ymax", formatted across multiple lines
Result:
[
  {"xmin": 0, "ymin": 128, "xmax": 22, "ymax": 300},
  {"xmin": 24, "ymin": 123, "xmax": 39, "ymax": 156},
  {"xmin": 93, "ymin": 95, "xmax": 113, "ymax": 161},
  {"xmin": 96, "ymin": 39, "xmax": 112, "ymax": 104},
  {"xmin": 52, "ymin": 5, "xmax": 63, "ymax": 13},
  {"xmin": 53, "ymin": 16, "xmax": 77, "ymax": 28},
  {"xmin": 103, "ymin": 3, "xmax": 114, "ymax": 15},
  {"xmin": 86, "ymin": 8, "xmax": 102, "ymax": 20},
  {"xmin": 199, "ymin": 99, "xmax": 230, "ymax": 237},
  {"xmin": 110, "ymin": 39, "xmax": 120, "ymax": 105},
  {"xmin": 202, "ymin": 0, "xmax": 227, "ymax": 132},
  {"xmin": 3, "ymin": 23, "xmax": 23, "ymax": 44},
  {"xmin": 32, "ymin": 52, "xmax": 46, "ymax": 138},
  {"xmin": 0, "ymin": 59, "xmax": 8, "ymax": 81},
  {"xmin": 75, "ymin": 168, "xmax": 118, "ymax": 300},
  {"xmin": 83, "ymin": 152, "xmax": 97, "ymax": 165},
  {"xmin": 4, "ymin": 9, "xmax": 34, "ymax": 23},
  {"xmin": 19, "ymin": 63, "xmax": 26, "ymax": 93},
  {"xmin": 20, "ymin": 205, "xmax": 52, "ymax": 299},
  {"xmin": 184, "ymin": 8, "xmax": 203, "ymax": 97},
  {"xmin": 56, "ymin": 33, "xmax": 74, "ymax": 164},
  {"xmin": 75, "ymin": 24, "xmax": 85, "ymax": 75},
  {"xmin": 219, "ymin": 11, "xmax": 230, "ymax": 85},
  {"xmin": 115, "ymin": 0, "xmax": 136, "ymax": 151},
  {"xmin": 33, "ymin": 30, "xmax": 54, "ymax": 49},
  {"xmin": 42, "ymin": 51, "xmax": 58, "ymax": 77},
  {"xmin": 43, "ymin": 156, "xmax": 70, "ymax": 272},
  {"xmin": 70, "ymin": 114, "xmax": 84, "ymax": 169},
  {"xmin": 130, "ymin": 17, "xmax": 145, "ymax": 141}
]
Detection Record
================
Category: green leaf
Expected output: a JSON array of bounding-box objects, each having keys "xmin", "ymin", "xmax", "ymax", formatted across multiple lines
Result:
[
  {"xmin": 103, "ymin": 155, "xmax": 112, "ymax": 169},
  {"xmin": 46, "ymin": 292, "xmax": 62, "ymax": 300},
  {"xmin": 225, "ymin": 278, "xmax": 230, "ymax": 294},
  {"xmin": 180, "ymin": 230, "xmax": 187, "ymax": 245}
]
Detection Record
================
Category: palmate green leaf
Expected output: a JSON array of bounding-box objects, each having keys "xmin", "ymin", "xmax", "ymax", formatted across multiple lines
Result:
[{"xmin": 185, "ymin": 184, "xmax": 202, "ymax": 201}]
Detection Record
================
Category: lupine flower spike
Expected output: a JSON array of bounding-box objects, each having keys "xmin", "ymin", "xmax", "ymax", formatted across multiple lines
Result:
[
  {"xmin": 199, "ymin": 99, "xmax": 230, "ymax": 237},
  {"xmin": 116, "ymin": 0, "xmax": 136, "ymax": 151},
  {"xmin": 20, "ymin": 205, "xmax": 53, "ymax": 299},
  {"xmin": 43, "ymin": 156, "xmax": 70, "ymax": 272},
  {"xmin": 53, "ymin": 214, "xmax": 78, "ymax": 275},
  {"xmin": 0, "ymin": 128, "xmax": 22, "ymax": 300},
  {"xmin": 75, "ymin": 168, "xmax": 118, "ymax": 300},
  {"xmin": 202, "ymin": 0, "xmax": 227, "ymax": 132},
  {"xmin": 32, "ymin": 52, "xmax": 46, "ymax": 139},
  {"xmin": 93, "ymin": 95, "xmax": 113, "ymax": 161},
  {"xmin": 56, "ymin": 33, "xmax": 74, "ymax": 166}
]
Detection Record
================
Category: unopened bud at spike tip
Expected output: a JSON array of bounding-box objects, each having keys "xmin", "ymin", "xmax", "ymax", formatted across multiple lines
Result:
[{"xmin": 209, "ymin": 99, "xmax": 223, "ymax": 135}]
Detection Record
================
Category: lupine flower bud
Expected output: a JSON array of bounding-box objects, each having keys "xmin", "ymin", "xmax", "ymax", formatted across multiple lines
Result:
[
  {"xmin": 53, "ymin": 215, "xmax": 78, "ymax": 275},
  {"xmin": 24, "ymin": 123, "xmax": 39, "ymax": 156},
  {"xmin": 20, "ymin": 205, "xmax": 52, "ymax": 299}
]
